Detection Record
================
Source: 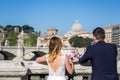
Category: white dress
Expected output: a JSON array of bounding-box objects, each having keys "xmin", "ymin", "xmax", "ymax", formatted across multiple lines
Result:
[{"xmin": 46, "ymin": 55, "xmax": 66, "ymax": 80}]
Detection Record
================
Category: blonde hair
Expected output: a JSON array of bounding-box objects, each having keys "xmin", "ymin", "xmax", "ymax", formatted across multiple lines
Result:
[{"xmin": 48, "ymin": 37, "xmax": 62, "ymax": 63}]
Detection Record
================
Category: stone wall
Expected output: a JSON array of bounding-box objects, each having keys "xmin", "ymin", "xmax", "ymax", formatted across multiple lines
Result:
[{"xmin": 0, "ymin": 61, "xmax": 120, "ymax": 80}]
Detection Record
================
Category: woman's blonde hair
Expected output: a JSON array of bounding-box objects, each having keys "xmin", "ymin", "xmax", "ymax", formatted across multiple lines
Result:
[{"xmin": 48, "ymin": 37, "xmax": 62, "ymax": 63}]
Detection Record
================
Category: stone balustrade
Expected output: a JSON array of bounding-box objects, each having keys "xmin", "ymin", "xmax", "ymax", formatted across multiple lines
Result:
[
  {"xmin": 0, "ymin": 61, "xmax": 120, "ymax": 80},
  {"xmin": 0, "ymin": 61, "xmax": 28, "ymax": 80}
]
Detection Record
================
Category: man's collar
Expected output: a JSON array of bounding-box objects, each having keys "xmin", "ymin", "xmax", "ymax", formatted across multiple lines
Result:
[{"xmin": 96, "ymin": 40, "xmax": 105, "ymax": 44}]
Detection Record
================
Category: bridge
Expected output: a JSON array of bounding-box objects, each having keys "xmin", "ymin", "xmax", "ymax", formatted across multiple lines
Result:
[
  {"xmin": 0, "ymin": 46, "xmax": 120, "ymax": 60},
  {"xmin": 0, "ymin": 46, "xmax": 85, "ymax": 60}
]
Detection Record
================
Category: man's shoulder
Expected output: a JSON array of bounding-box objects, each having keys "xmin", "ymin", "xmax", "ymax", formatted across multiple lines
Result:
[
  {"xmin": 87, "ymin": 42, "xmax": 116, "ymax": 48},
  {"xmin": 86, "ymin": 45, "xmax": 95, "ymax": 49},
  {"xmin": 105, "ymin": 43, "xmax": 116, "ymax": 47}
]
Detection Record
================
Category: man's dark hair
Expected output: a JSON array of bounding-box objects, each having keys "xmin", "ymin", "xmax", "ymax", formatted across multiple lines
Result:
[{"xmin": 93, "ymin": 27, "xmax": 105, "ymax": 40}]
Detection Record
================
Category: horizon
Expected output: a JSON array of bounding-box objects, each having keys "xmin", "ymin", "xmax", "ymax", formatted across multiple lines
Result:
[{"xmin": 0, "ymin": 0, "xmax": 120, "ymax": 35}]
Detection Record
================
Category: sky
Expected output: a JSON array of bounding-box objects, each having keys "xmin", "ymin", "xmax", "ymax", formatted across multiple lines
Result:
[{"xmin": 0, "ymin": 0, "xmax": 120, "ymax": 35}]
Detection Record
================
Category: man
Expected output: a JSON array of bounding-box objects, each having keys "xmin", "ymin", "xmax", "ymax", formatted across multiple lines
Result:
[{"xmin": 79, "ymin": 27, "xmax": 118, "ymax": 80}]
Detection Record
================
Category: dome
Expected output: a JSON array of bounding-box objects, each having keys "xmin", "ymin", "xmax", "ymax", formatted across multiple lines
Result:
[{"xmin": 71, "ymin": 20, "xmax": 83, "ymax": 32}]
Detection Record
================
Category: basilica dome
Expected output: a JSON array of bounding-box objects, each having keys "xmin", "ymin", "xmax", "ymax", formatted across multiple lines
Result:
[
  {"xmin": 64, "ymin": 20, "xmax": 91, "ymax": 38},
  {"xmin": 71, "ymin": 20, "xmax": 83, "ymax": 32}
]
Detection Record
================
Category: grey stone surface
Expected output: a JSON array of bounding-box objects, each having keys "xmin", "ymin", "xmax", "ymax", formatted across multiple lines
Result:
[
  {"xmin": 0, "ymin": 54, "xmax": 4, "ymax": 60},
  {"xmin": 0, "ymin": 76, "xmax": 28, "ymax": 80},
  {"xmin": 0, "ymin": 61, "xmax": 28, "ymax": 80},
  {"xmin": 0, "ymin": 61, "xmax": 120, "ymax": 80}
]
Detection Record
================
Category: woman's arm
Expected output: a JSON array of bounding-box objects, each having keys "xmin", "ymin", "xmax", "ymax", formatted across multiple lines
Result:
[
  {"xmin": 35, "ymin": 55, "xmax": 46, "ymax": 63},
  {"xmin": 65, "ymin": 55, "xmax": 74, "ymax": 75}
]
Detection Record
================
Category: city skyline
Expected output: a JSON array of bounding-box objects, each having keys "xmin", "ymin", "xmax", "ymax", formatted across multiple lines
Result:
[{"xmin": 0, "ymin": 0, "xmax": 120, "ymax": 35}]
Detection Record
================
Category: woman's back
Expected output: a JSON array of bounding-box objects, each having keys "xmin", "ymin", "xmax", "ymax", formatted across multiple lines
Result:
[{"xmin": 46, "ymin": 54, "xmax": 66, "ymax": 80}]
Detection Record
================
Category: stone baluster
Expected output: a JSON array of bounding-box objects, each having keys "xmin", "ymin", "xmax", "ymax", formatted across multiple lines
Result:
[
  {"xmin": 30, "ymin": 75, "xmax": 40, "ymax": 80},
  {"xmin": 82, "ymin": 76, "xmax": 89, "ymax": 80}
]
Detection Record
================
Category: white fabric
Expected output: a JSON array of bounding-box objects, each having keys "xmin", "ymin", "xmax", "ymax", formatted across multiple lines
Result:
[
  {"xmin": 46, "ymin": 55, "xmax": 66, "ymax": 80},
  {"xmin": 47, "ymin": 76, "xmax": 66, "ymax": 80}
]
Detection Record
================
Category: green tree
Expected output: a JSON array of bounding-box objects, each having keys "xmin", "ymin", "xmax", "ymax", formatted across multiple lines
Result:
[
  {"xmin": 4, "ymin": 25, "xmax": 13, "ymax": 32},
  {"xmin": 69, "ymin": 36, "xmax": 92, "ymax": 48},
  {"xmin": 0, "ymin": 25, "xmax": 4, "ymax": 41},
  {"xmin": 22, "ymin": 25, "xmax": 34, "ymax": 33},
  {"xmin": 0, "ymin": 33, "xmax": 3, "ymax": 41},
  {"xmin": 0, "ymin": 25, "xmax": 4, "ymax": 28},
  {"xmin": 24, "ymin": 38, "xmax": 31, "ymax": 46},
  {"xmin": 7, "ymin": 30, "xmax": 18, "ymax": 46},
  {"xmin": 84, "ymin": 37, "xmax": 93, "ymax": 47},
  {"xmin": 24, "ymin": 30, "xmax": 38, "ymax": 47}
]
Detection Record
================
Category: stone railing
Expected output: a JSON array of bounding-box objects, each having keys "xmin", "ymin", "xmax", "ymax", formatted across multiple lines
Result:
[
  {"xmin": 0, "ymin": 61, "xmax": 120, "ymax": 80},
  {"xmin": 0, "ymin": 61, "xmax": 28, "ymax": 80}
]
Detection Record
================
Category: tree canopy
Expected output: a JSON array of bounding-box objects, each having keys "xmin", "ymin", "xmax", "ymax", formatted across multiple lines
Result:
[{"xmin": 69, "ymin": 36, "xmax": 93, "ymax": 48}]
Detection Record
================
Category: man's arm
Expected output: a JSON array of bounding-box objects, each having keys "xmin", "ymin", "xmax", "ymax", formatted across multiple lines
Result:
[{"xmin": 79, "ymin": 46, "xmax": 92, "ymax": 65}]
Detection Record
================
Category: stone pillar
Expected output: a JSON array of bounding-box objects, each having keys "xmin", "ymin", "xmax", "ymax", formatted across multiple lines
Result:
[
  {"xmin": 73, "ymin": 75, "xmax": 83, "ymax": 80},
  {"xmin": 13, "ymin": 46, "xmax": 24, "ymax": 61},
  {"xmin": 13, "ymin": 38, "xmax": 24, "ymax": 61},
  {"xmin": 37, "ymin": 37, "xmax": 41, "ymax": 48},
  {"xmin": 5, "ymin": 40, "xmax": 9, "ymax": 47},
  {"xmin": 30, "ymin": 75, "xmax": 41, "ymax": 80}
]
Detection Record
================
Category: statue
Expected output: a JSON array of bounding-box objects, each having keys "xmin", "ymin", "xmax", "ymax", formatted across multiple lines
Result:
[
  {"xmin": 14, "ymin": 37, "xmax": 24, "ymax": 61},
  {"xmin": 5, "ymin": 40, "xmax": 9, "ymax": 47},
  {"xmin": 37, "ymin": 36, "xmax": 41, "ymax": 47},
  {"xmin": 17, "ymin": 38, "xmax": 24, "ymax": 47}
]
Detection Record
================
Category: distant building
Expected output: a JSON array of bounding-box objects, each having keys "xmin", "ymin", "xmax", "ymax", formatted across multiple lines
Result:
[
  {"xmin": 62, "ymin": 36, "xmax": 71, "ymax": 47},
  {"xmin": 36, "ymin": 27, "xmax": 59, "ymax": 47},
  {"xmin": 64, "ymin": 20, "xmax": 91, "ymax": 39},
  {"xmin": 63, "ymin": 20, "xmax": 91, "ymax": 47},
  {"xmin": 112, "ymin": 24, "xmax": 120, "ymax": 47},
  {"xmin": 104, "ymin": 25, "xmax": 113, "ymax": 43},
  {"xmin": 1, "ymin": 22, "xmax": 92, "ymax": 48},
  {"xmin": 14, "ymin": 26, "xmax": 20, "ymax": 33},
  {"xmin": 47, "ymin": 28, "xmax": 58, "ymax": 37}
]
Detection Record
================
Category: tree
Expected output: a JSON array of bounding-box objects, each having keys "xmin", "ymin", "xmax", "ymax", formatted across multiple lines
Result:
[
  {"xmin": 0, "ymin": 33, "xmax": 3, "ymax": 41},
  {"xmin": 24, "ymin": 30, "xmax": 38, "ymax": 47},
  {"xmin": 6, "ymin": 30, "xmax": 18, "ymax": 46},
  {"xmin": 69, "ymin": 36, "xmax": 92, "ymax": 48},
  {"xmin": 22, "ymin": 25, "xmax": 34, "ymax": 33},
  {"xmin": 24, "ymin": 38, "xmax": 31, "ymax": 46},
  {"xmin": 4, "ymin": 25, "xmax": 13, "ymax": 32},
  {"xmin": 0, "ymin": 25, "xmax": 4, "ymax": 41},
  {"xmin": 0, "ymin": 25, "xmax": 4, "ymax": 29}
]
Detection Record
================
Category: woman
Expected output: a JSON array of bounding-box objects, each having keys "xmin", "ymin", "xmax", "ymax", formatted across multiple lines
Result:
[{"xmin": 36, "ymin": 36, "xmax": 74, "ymax": 80}]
